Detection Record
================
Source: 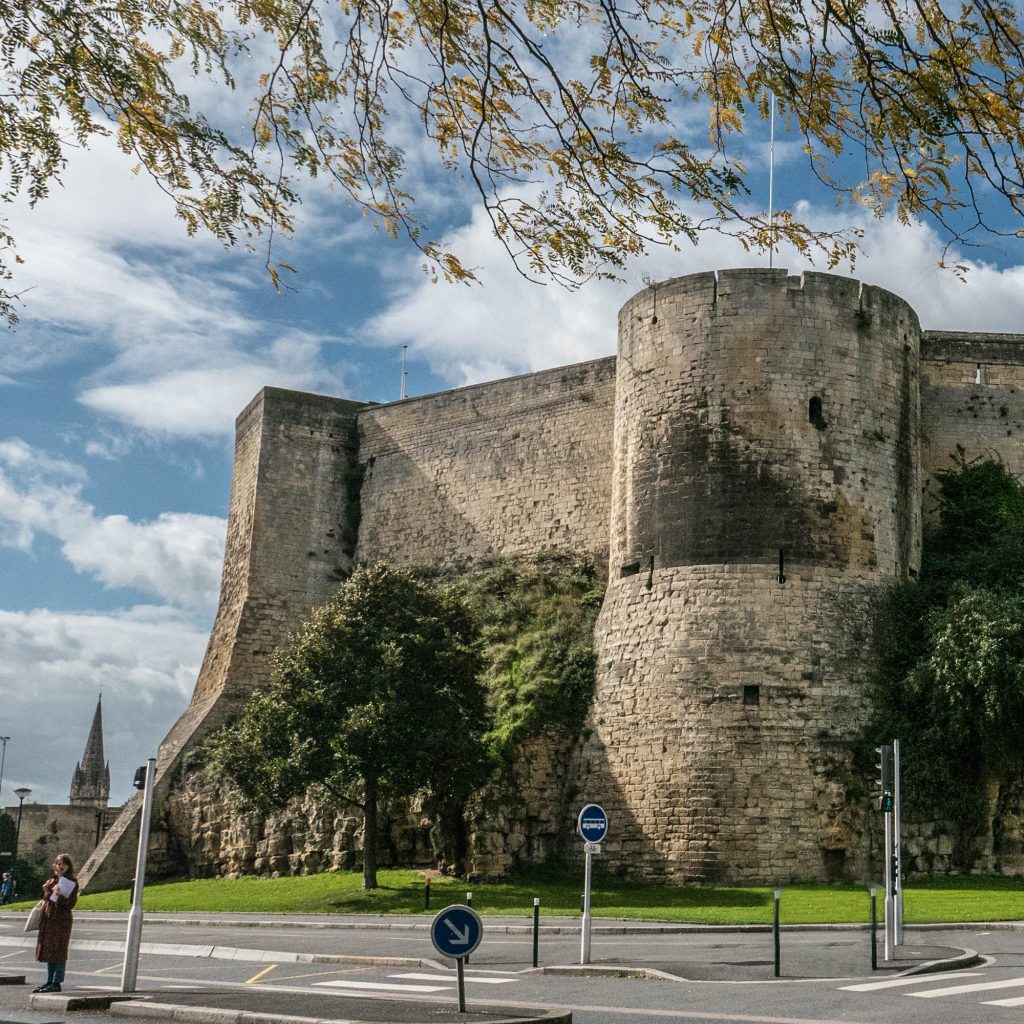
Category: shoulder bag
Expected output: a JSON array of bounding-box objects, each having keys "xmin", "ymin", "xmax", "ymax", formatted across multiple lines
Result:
[{"xmin": 23, "ymin": 899, "xmax": 44, "ymax": 932}]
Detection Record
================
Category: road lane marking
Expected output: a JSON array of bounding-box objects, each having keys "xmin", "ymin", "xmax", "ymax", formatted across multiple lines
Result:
[
  {"xmin": 94, "ymin": 961, "xmax": 125, "ymax": 975},
  {"xmin": 245, "ymin": 964, "xmax": 277, "ymax": 984},
  {"xmin": 909, "ymin": 976, "xmax": 1024, "ymax": 998},
  {"xmin": 983, "ymin": 995, "xmax": 1024, "ymax": 1006},
  {"xmin": 315, "ymin": 979, "xmax": 448, "ymax": 993},
  {"xmin": 276, "ymin": 967, "xmax": 375, "ymax": 981},
  {"xmin": 0, "ymin": 950, "xmax": 24, "ymax": 960},
  {"xmin": 840, "ymin": 971, "xmax": 983, "ymax": 991},
  {"xmin": 391, "ymin": 972, "xmax": 514, "ymax": 984}
]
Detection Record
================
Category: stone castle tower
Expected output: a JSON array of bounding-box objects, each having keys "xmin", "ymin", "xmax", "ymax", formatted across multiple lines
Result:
[
  {"xmin": 70, "ymin": 695, "xmax": 110, "ymax": 808},
  {"xmin": 81, "ymin": 269, "xmax": 1024, "ymax": 890}
]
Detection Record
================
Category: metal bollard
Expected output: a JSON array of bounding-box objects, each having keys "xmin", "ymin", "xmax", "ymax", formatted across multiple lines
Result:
[
  {"xmin": 870, "ymin": 888, "xmax": 878, "ymax": 971},
  {"xmin": 532, "ymin": 897, "xmax": 540, "ymax": 968},
  {"xmin": 465, "ymin": 892, "xmax": 472, "ymax": 963},
  {"xmin": 424, "ymin": 877, "xmax": 431, "ymax": 910},
  {"xmin": 773, "ymin": 889, "xmax": 781, "ymax": 978}
]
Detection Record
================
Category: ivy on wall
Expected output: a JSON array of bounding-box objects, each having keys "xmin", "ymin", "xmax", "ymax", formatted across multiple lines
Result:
[
  {"xmin": 867, "ymin": 451, "xmax": 1024, "ymax": 868},
  {"xmin": 442, "ymin": 553, "xmax": 605, "ymax": 765}
]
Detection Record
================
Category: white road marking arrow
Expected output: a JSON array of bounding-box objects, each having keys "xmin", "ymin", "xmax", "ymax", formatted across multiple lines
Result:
[{"xmin": 445, "ymin": 921, "xmax": 471, "ymax": 945}]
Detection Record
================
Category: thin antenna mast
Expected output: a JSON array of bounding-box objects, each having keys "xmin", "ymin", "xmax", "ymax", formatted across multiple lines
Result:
[
  {"xmin": 768, "ymin": 93, "xmax": 776, "ymax": 269},
  {"xmin": 400, "ymin": 345, "xmax": 408, "ymax": 400}
]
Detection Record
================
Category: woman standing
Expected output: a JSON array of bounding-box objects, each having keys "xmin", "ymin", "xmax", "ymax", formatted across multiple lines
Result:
[{"xmin": 33, "ymin": 854, "xmax": 78, "ymax": 993}]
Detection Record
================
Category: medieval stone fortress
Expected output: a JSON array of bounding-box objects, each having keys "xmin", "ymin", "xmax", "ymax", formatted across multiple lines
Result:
[{"xmin": 79, "ymin": 268, "xmax": 1024, "ymax": 891}]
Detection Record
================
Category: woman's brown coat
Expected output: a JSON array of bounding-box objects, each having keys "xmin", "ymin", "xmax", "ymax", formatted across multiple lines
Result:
[{"xmin": 35, "ymin": 876, "xmax": 77, "ymax": 964}]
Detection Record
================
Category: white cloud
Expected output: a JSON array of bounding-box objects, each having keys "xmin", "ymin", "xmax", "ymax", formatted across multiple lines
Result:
[
  {"xmin": 81, "ymin": 357, "xmax": 330, "ymax": 438},
  {"xmin": 363, "ymin": 198, "xmax": 1024, "ymax": 388},
  {"xmin": 0, "ymin": 605, "xmax": 207, "ymax": 805},
  {"xmin": 0, "ymin": 440, "xmax": 224, "ymax": 609}
]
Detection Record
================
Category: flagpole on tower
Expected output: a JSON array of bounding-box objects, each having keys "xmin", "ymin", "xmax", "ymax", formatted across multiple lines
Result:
[{"xmin": 768, "ymin": 93, "xmax": 776, "ymax": 269}]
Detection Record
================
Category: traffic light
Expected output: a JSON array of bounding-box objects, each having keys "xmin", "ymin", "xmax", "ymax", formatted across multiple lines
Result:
[
  {"xmin": 133, "ymin": 765, "xmax": 148, "ymax": 790},
  {"xmin": 874, "ymin": 744, "xmax": 894, "ymax": 811}
]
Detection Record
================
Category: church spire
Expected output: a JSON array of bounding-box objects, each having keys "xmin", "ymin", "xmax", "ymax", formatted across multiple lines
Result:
[{"xmin": 69, "ymin": 694, "xmax": 110, "ymax": 807}]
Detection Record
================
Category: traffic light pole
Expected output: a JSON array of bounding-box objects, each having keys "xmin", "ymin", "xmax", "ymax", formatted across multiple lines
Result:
[
  {"xmin": 883, "ymin": 803, "xmax": 895, "ymax": 961},
  {"xmin": 893, "ymin": 739, "xmax": 903, "ymax": 945},
  {"xmin": 121, "ymin": 759, "xmax": 156, "ymax": 993},
  {"xmin": 875, "ymin": 741, "xmax": 897, "ymax": 961}
]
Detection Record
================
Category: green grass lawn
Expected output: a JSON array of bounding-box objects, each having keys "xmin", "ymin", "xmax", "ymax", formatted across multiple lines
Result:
[{"xmin": 4, "ymin": 869, "xmax": 1023, "ymax": 924}]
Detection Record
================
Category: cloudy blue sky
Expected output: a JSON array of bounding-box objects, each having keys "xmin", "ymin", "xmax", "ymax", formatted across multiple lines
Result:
[{"xmin": 2, "ymin": 59, "xmax": 1024, "ymax": 812}]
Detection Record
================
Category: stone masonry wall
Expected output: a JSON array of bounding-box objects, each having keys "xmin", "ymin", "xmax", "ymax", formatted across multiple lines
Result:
[
  {"xmin": 167, "ymin": 732, "xmax": 578, "ymax": 882},
  {"xmin": 578, "ymin": 270, "xmax": 921, "ymax": 884},
  {"xmin": 9, "ymin": 804, "xmax": 119, "ymax": 878},
  {"xmin": 355, "ymin": 358, "xmax": 616, "ymax": 569},
  {"xmin": 921, "ymin": 332, "xmax": 1024, "ymax": 504}
]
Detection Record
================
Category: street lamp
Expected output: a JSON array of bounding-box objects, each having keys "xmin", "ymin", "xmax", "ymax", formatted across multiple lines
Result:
[{"xmin": 12, "ymin": 787, "xmax": 30, "ymax": 871}]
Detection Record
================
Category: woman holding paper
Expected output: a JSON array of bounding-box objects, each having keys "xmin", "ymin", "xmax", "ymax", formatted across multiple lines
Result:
[{"xmin": 33, "ymin": 854, "xmax": 78, "ymax": 993}]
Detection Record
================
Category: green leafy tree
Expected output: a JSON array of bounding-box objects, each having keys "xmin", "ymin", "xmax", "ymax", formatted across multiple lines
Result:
[
  {"xmin": 210, "ymin": 564, "xmax": 488, "ymax": 888},
  {"xmin": 5, "ymin": 0, "xmax": 1024, "ymax": 323},
  {"xmin": 870, "ymin": 454, "xmax": 1024, "ymax": 866}
]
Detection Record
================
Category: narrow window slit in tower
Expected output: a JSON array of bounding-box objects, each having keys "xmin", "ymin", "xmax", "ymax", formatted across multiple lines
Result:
[
  {"xmin": 743, "ymin": 685, "xmax": 761, "ymax": 706},
  {"xmin": 809, "ymin": 396, "xmax": 826, "ymax": 430},
  {"xmin": 976, "ymin": 363, "xmax": 982, "ymax": 384}
]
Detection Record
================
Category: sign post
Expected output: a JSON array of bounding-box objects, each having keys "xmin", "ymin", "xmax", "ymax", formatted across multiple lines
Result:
[
  {"xmin": 577, "ymin": 803, "xmax": 609, "ymax": 965},
  {"xmin": 430, "ymin": 905, "xmax": 482, "ymax": 1013}
]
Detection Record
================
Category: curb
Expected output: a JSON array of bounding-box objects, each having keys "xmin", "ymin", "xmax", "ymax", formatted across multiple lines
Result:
[
  {"xmin": 895, "ymin": 946, "xmax": 983, "ymax": 977},
  {"xmin": 32, "ymin": 993, "xmax": 571, "ymax": 1024},
  {"xmin": 9, "ymin": 910, "xmax": 1024, "ymax": 934},
  {"xmin": 30, "ymin": 992, "xmax": 136, "ymax": 1011}
]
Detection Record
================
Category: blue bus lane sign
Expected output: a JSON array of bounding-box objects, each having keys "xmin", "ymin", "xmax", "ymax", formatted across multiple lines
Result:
[{"xmin": 577, "ymin": 803, "xmax": 609, "ymax": 844}]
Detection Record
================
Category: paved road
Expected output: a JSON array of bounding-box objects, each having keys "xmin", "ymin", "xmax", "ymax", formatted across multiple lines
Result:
[{"xmin": 0, "ymin": 913, "xmax": 1021, "ymax": 1024}]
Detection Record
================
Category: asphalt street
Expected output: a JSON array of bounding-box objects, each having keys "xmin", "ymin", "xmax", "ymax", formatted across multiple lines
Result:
[{"xmin": 0, "ymin": 913, "xmax": 1022, "ymax": 1024}]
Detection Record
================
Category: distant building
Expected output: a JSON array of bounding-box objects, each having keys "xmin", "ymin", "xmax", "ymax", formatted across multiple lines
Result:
[
  {"xmin": 69, "ymin": 696, "xmax": 111, "ymax": 808},
  {"xmin": 7, "ymin": 695, "xmax": 119, "ymax": 874}
]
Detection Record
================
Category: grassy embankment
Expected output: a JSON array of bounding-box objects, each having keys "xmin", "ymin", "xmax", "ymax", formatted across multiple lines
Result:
[{"xmin": 4, "ymin": 870, "xmax": 1022, "ymax": 924}]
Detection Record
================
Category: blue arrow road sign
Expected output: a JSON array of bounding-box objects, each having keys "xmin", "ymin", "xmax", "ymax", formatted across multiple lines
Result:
[
  {"xmin": 431, "ymin": 905, "xmax": 483, "ymax": 959},
  {"xmin": 578, "ymin": 803, "xmax": 609, "ymax": 843}
]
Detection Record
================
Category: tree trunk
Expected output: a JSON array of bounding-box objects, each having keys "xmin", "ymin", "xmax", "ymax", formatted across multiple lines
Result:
[{"xmin": 363, "ymin": 774, "xmax": 379, "ymax": 890}]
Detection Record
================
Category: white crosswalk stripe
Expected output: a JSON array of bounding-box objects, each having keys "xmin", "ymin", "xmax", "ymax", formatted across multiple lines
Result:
[
  {"xmin": 391, "ymin": 972, "xmax": 515, "ymax": 985},
  {"xmin": 908, "ymin": 976, "xmax": 1024, "ymax": 999},
  {"xmin": 315, "ymin": 980, "xmax": 448, "ymax": 993},
  {"xmin": 983, "ymin": 995, "xmax": 1024, "ymax": 1007},
  {"xmin": 841, "ymin": 971, "xmax": 983, "ymax": 992}
]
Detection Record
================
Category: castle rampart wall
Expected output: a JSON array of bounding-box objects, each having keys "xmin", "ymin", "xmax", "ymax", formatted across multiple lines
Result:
[
  {"xmin": 582, "ymin": 269, "xmax": 922, "ymax": 883},
  {"xmin": 355, "ymin": 357, "xmax": 616, "ymax": 569},
  {"xmin": 81, "ymin": 387, "xmax": 366, "ymax": 891},
  {"xmin": 921, "ymin": 332, "xmax": 1024, "ymax": 493},
  {"xmin": 82, "ymin": 270, "xmax": 1024, "ymax": 892}
]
